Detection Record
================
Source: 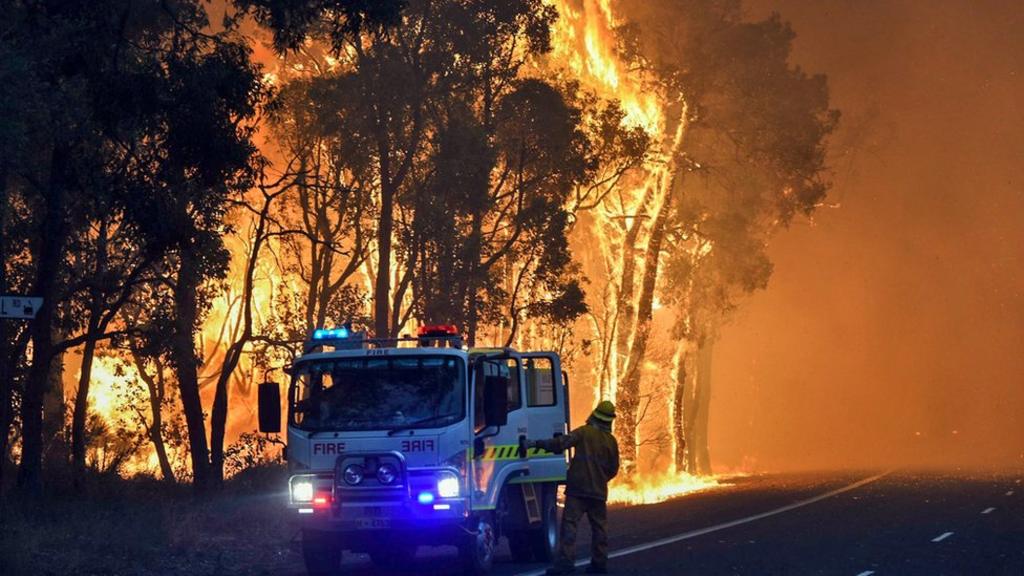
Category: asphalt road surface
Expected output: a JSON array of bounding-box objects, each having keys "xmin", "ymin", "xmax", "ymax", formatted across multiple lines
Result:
[{"xmin": 314, "ymin": 471, "xmax": 1024, "ymax": 575}]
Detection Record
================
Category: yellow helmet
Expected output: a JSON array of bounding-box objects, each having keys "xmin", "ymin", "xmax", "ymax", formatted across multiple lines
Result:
[{"xmin": 591, "ymin": 400, "xmax": 616, "ymax": 422}]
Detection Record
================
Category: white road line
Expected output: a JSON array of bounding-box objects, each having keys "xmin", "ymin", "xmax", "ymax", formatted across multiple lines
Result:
[
  {"xmin": 932, "ymin": 531, "xmax": 954, "ymax": 543},
  {"xmin": 981, "ymin": 507, "xmax": 995, "ymax": 514},
  {"xmin": 855, "ymin": 571, "xmax": 875, "ymax": 576},
  {"xmin": 512, "ymin": 471, "xmax": 893, "ymax": 576},
  {"xmin": 1006, "ymin": 490, "xmax": 1015, "ymax": 496}
]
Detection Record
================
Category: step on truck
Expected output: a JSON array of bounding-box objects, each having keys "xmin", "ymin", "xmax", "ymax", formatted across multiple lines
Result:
[{"xmin": 257, "ymin": 325, "xmax": 571, "ymax": 575}]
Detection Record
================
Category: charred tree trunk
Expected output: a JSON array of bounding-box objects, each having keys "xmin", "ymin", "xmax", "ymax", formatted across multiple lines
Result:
[
  {"xmin": 131, "ymin": 347, "xmax": 175, "ymax": 483},
  {"xmin": 17, "ymin": 145, "xmax": 69, "ymax": 495},
  {"xmin": 210, "ymin": 192, "xmax": 272, "ymax": 486},
  {"xmin": 170, "ymin": 250, "xmax": 211, "ymax": 493},
  {"xmin": 374, "ymin": 184, "xmax": 394, "ymax": 339},
  {"xmin": 693, "ymin": 335, "xmax": 714, "ymax": 475},
  {"xmin": 671, "ymin": 341, "xmax": 691, "ymax": 474},
  {"xmin": 70, "ymin": 329, "xmax": 98, "ymax": 488},
  {"xmin": 71, "ymin": 219, "xmax": 109, "ymax": 489},
  {"xmin": 617, "ymin": 188, "xmax": 673, "ymax": 475},
  {"xmin": 465, "ymin": 212, "xmax": 483, "ymax": 347}
]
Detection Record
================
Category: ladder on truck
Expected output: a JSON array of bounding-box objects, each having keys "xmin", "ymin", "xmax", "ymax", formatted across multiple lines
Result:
[{"xmin": 522, "ymin": 483, "xmax": 542, "ymax": 524}]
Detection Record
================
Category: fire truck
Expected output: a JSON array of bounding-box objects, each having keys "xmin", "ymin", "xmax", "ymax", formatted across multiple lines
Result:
[{"xmin": 257, "ymin": 325, "xmax": 571, "ymax": 575}]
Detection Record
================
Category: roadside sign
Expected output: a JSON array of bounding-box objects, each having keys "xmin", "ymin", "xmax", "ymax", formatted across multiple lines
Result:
[{"xmin": 0, "ymin": 296, "xmax": 43, "ymax": 319}]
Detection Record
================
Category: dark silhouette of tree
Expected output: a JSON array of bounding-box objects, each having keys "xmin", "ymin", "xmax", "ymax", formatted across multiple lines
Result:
[
  {"xmin": 0, "ymin": 25, "xmax": 48, "ymax": 488},
  {"xmin": 268, "ymin": 69, "xmax": 373, "ymax": 332},
  {"xmin": 122, "ymin": 25, "xmax": 264, "ymax": 493},
  {"xmin": 235, "ymin": 0, "xmax": 406, "ymax": 53},
  {"xmin": 260, "ymin": 0, "xmax": 591, "ymax": 343},
  {"xmin": 208, "ymin": 177, "xmax": 286, "ymax": 486}
]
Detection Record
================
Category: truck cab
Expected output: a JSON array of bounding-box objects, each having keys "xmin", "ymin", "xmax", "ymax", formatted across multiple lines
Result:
[{"xmin": 258, "ymin": 325, "xmax": 570, "ymax": 575}]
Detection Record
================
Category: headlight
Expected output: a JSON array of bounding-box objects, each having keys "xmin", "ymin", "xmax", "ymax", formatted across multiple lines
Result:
[
  {"xmin": 377, "ymin": 463, "xmax": 398, "ymax": 485},
  {"xmin": 291, "ymin": 478, "xmax": 314, "ymax": 502},
  {"xmin": 343, "ymin": 464, "xmax": 365, "ymax": 485},
  {"xmin": 436, "ymin": 470, "xmax": 460, "ymax": 498}
]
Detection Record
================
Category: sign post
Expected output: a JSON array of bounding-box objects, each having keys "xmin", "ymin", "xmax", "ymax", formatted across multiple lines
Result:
[{"xmin": 0, "ymin": 296, "xmax": 43, "ymax": 320}]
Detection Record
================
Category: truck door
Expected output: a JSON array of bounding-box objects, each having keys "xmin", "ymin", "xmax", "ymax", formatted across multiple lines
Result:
[
  {"xmin": 470, "ymin": 355, "xmax": 529, "ymax": 511},
  {"xmin": 520, "ymin": 352, "xmax": 570, "ymax": 483}
]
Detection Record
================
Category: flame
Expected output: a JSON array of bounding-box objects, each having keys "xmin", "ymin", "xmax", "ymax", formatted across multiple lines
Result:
[
  {"xmin": 70, "ymin": 1, "xmax": 716, "ymax": 491},
  {"xmin": 548, "ymin": 0, "xmax": 714, "ymax": 496},
  {"xmin": 608, "ymin": 471, "xmax": 719, "ymax": 505},
  {"xmin": 550, "ymin": 0, "xmax": 663, "ymax": 133},
  {"xmin": 84, "ymin": 356, "xmax": 128, "ymax": 423}
]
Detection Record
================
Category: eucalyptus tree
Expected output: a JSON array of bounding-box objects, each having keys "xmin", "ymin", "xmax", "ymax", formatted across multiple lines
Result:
[
  {"xmin": 618, "ymin": 0, "xmax": 839, "ymax": 474},
  {"xmin": 118, "ymin": 16, "xmax": 265, "ymax": 493}
]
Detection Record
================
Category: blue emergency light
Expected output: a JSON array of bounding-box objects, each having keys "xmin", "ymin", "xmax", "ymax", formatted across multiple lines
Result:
[
  {"xmin": 312, "ymin": 327, "xmax": 350, "ymax": 340},
  {"xmin": 417, "ymin": 491, "xmax": 435, "ymax": 505}
]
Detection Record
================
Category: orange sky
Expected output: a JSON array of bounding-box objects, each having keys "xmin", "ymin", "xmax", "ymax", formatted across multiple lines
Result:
[{"xmin": 711, "ymin": 0, "xmax": 1024, "ymax": 471}]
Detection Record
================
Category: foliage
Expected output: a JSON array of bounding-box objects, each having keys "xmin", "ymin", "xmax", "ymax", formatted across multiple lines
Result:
[
  {"xmin": 223, "ymin": 431, "xmax": 282, "ymax": 478},
  {"xmin": 0, "ymin": 0, "xmax": 838, "ymax": 490}
]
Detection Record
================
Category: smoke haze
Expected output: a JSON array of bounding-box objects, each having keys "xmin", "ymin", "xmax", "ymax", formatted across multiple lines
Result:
[{"xmin": 711, "ymin": 0, "xmax": 1024, "ymax": 471}]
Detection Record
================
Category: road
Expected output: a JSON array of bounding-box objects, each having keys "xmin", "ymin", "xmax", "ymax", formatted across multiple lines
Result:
[{"xmin": 324, "ymin": 471, "xmax": 1024, "ymax": 575}]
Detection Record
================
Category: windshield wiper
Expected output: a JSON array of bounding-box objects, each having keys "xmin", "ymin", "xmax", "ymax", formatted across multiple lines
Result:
[{"xmin": 387, "ymin": 413, "xmax": 459, "ymax": 436}]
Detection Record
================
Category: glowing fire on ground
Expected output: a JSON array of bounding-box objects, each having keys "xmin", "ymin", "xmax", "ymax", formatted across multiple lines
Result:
[{"xmin": 608, "ymin": 472, "xmax": 720, "ymax": 505}]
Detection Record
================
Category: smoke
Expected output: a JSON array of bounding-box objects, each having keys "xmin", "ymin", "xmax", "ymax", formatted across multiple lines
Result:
[{"xmin": 711, "ymin": 0, "xmax": 1024, "ymax": 471}]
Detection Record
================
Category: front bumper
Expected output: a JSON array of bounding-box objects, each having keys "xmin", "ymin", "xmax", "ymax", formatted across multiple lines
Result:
[
  {"xmin": 295, "ymin": 498, "xmax": 470, "ymax": 548},
  {"xmin": 289, "ymin": 466, "xmax": 470, "ymax": 544}
]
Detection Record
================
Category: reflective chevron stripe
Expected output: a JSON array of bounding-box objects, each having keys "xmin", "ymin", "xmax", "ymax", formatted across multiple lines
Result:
[{"xmin": 472, "ymin": 445, "xmax": 557, "ymax": 461}]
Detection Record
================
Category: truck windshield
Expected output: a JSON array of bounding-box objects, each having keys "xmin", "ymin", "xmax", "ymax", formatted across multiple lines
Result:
[{"xmin": 290, "ymin": 355, "xmax": 465, "ymax": 432}]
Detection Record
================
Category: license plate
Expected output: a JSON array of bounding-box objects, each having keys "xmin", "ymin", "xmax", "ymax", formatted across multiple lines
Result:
[
  {"xmin": 363, "ymin": 506, "xmax": 388, "ymax": 517},
  {"xmin": 356, "ymin": 517, "xmax": 391, "ymax": 529}
]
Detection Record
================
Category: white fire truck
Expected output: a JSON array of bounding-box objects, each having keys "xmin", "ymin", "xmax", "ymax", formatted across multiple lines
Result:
[{"xmin": 257, "ymin": 325, "xmax": 571, "ymax": 575}]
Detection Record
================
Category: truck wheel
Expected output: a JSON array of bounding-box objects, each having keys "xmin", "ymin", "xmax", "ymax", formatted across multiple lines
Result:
[
  {"xmin": 460, "ymin": 515, "xmax": 496, "ymax": 575},
  {"xmin": 302, "ymin": 529, "xmax": 341, "ymax": 576},
  {"xmin": 370, "ymin": 544, "xmax": 417, "ymax": 570},
  {"xmin": 528, "ymin": 487, "xmax": 558, "ymax": 562}
]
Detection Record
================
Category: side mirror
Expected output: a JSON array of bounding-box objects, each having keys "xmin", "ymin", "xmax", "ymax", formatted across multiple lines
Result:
[
  {"xmin": 258, "ymin": 382, "xmax": 281, "ymax": 434},
  {"xmin": 483, "ymin": 375, "xmax": 509, "ymax": 428}
]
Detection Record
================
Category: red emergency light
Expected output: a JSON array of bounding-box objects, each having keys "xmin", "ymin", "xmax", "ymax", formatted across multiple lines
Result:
[
  {"xmin": 313, "ymin": 491, "xmax": 332, "ymax": 508},
  {"xmin": 417, "ymin": 324, "xmax": 459, "ymax": 337}
]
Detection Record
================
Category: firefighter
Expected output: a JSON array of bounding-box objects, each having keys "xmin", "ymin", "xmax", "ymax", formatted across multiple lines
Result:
[{"xmin": 528, "ymin": 400, "xmax": 619, "ymax": 575}]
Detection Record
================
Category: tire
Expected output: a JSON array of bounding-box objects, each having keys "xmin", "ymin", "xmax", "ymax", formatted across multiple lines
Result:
[
  {"xmin": 459, "ymin": 514, "xmax": 497, "ymax": 575},
  {"xmin": 369, "ymin": 543, "xmax": 417, "ymax": 571},
  {"xmin": 302, "ymin": 529, "xmax": 341, "ymax": 576},
  {"xmin": 528, "ymin": 486, "xmax": 558, "ymax": 562}
]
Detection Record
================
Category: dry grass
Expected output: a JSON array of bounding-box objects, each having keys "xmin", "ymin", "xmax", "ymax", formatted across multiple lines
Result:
[{"xmin": 0, "ymin": 466, "xmax": 303, "ymax": 576}]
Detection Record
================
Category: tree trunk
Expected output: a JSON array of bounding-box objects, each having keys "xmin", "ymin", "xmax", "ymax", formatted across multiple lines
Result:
[
  {"xmin": 613, "ymin": 186, "xmax": 656, "ymax": 382},
  {"xmin": 616, "ymin": 186, "xmax": 673, "ymax": 476},
  {"xmin": 170, "ymin": 251, "xmax": 211, "ymax": 493},
  {"xmin": 71, "ymin": 331, "xmax": 98, "ymax": 489},
  {"xmin": 465, "ymin": 212, "xmax": 483, "ymax": 347},
  {"xmin": 374, "ymin": 183, "xmax": 394, "ymax": 339},
  {"xmin": 41, "ymin": 328, "xmax": 66, "ymax": 467},
  {"xmin": 17, "ymin": 145, "xmax": 69, "ymax": 495},
  {"xmin": 131, "ymin": 347, "xmax": 175, "ymax": 483},
  {"xmin": 671, "ymin": 341, "xmax": 691, "ymax": 474},
  {"xmin": 209, "ymin": 355, "xmax": 232, "ymax": 488},
  {"xmin": 71, "ymin": 218, "xmax": 108, "ymax": 489},
  {"xmin": 210, "ymin": 195, "xmax": 269, "ymax": 486},
  {"xmin": 693, "ymin": 335, "xmax": 714, "ymax": 475}
]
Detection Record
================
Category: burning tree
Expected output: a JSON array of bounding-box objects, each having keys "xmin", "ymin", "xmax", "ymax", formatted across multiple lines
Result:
[
  {"xmin": 0, "ymin": 0, "xmax": 838, "ymax": 496},
  {"xmin": 546, "ymin": 0, "xmax": 838, "ymax": 477},
  {"xmin": 254, "ymin": 0, "xmax": 638, "ymax": 347}
]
